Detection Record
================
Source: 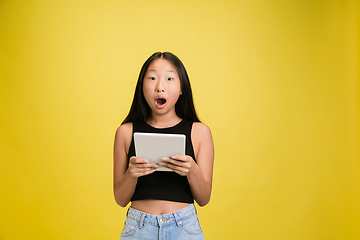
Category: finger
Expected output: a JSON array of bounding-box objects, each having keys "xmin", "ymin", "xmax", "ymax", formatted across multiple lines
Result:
[
  {"xmin": 129, "ymin": 159, "xmax": 157, "ymax": 170},
  {"xmin": 139, "ymin": 167, "xmax": 157, "ymax": 172},
  {"xmin": 132, "ymin": 165, "xmax": 157, "ymax": 173},
  {"xmin": 160, "ymin": 162, "xmax": 188, "ymax": 176},
  {"xmin": 169, "ymin": 155, "xmax": 187, "ymax": 162},
  {"xmin": 161, "ymin": 158, "xmax": 184, "ymax": 167},
  {"xmin": 160, "ymin": 161, "xmax": 186, "ymax": 171},
  {"xmin": 131, "ymin": 163, "xmax": 158, "ymax": 170},
  {"xmin": 163, "ymin": 156, "xmax": 190, "ymax": 167},
  {"xmin": 130, "ymin": 157, "xmax": 149, "ymax": 164},
  {"xmin": 136, "ymin": 168, "xmax": 156, "ymax": 177}
]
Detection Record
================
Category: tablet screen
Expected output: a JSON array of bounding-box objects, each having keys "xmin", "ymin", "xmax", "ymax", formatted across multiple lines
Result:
[{"xmin": 134, "ymin": 132, "xmax": 186, "ymax": 171}]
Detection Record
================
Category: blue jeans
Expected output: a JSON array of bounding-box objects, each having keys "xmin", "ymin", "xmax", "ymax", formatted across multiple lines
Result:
[{"xmin": 120, "ymin": 204, "xmax": 205, "ymax": 240}]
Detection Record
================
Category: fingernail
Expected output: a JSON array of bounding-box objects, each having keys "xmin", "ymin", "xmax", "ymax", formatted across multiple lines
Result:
[
  {"xmin": 160, "ymin": 162, "xmax": 165, "ymax": 166},
  {"xmin": 161, "ymin": 157, "xmax": 168, "ymax": 161}
]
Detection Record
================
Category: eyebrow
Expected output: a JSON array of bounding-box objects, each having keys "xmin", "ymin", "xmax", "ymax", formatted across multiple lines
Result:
[{"xmin": 148, "ymin": 69, "xmax": 175, "ymax": 73}]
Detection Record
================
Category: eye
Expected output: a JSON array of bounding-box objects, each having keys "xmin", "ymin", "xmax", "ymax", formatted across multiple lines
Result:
[
  {"xmin": 167, "ymin": 77, "xmax": 174, "ymax": 81},
  {"xmin": 149, "ymin": 77, "xmax": 156, "ymax": 80}
]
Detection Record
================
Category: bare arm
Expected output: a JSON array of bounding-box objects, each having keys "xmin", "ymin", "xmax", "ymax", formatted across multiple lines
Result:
[
  {"xmin": 113, "ymin": 123, "xmax": 158, "ymax": 207},
  {"xmin": 161, "ymin": 123, "xmax": 214, "ymax": 206}
]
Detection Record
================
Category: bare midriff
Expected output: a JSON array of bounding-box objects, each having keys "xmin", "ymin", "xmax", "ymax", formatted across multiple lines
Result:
[{"xmin": 130, "ymin": 200, "xmax": 190, "ymax": 215}]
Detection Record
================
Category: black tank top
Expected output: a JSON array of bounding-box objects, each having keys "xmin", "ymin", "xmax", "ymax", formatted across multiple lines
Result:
[{"xmin": 128, "ymin": 119, "xmax": 196, "ymax": 203}]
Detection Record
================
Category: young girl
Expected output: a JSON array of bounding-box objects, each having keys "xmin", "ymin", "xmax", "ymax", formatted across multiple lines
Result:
[{"xmin": 113, "ymin": 52, "xmax": 214, "ymax": 240}]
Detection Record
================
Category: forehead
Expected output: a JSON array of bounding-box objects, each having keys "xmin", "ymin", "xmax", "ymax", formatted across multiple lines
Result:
[{"xmin": 146, "ymin": 58, "xmax": 177, "ymax": 74}]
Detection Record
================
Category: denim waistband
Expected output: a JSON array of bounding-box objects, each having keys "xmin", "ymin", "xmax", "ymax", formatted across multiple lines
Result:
[{"xmin": 126, "ymin": 204, "xmax": 197, "ymax": 228}]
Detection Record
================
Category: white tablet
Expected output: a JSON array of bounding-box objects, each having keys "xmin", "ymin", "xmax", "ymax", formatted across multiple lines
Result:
[{"xmin": 134, "ymin": 132, "xmax": 186, "ymax": 172}]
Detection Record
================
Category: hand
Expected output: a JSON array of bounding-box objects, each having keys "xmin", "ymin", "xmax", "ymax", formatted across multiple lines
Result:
[
  {"xmin": 127, "ymin": 156, "xmax": 158, "ymax": 178},
  {"xmin": 160, "ymin": 155, "xmax": 197, "ymax": 177}
]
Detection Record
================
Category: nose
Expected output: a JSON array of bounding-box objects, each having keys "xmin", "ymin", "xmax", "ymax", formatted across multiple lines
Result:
[{"xmin": 156, "ymin": 79, "xmax": 165, "ymax": 92}]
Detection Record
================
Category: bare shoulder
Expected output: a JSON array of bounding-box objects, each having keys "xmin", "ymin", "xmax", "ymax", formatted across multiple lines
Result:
[
  {"xmin": 115, "ymin": 122, "xmax": 133, "ymax": 153},
  {"xmin": 191, "ymin": 122, "xmax": 214, "ymax": 169},
  {"xmin": 115, "ymin": 122, "xmax": 133, "ymax": 137},
  {"xmin": 191, "ymin": 122, "xmax": 213, "ymax": 156},
  {"xmin": 192, "ymin": 122, "xmax": 212, "ymax": 138}
]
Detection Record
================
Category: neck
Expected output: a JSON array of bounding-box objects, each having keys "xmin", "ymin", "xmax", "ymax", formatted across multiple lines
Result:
[{"xmin": 147, "ymin": 112, "xmax": 182, "ymax": 128}]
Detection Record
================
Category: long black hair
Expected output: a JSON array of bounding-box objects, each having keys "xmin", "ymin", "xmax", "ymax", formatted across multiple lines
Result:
[{"xmin": 122, "ymin": 52, "xmax": 200, "ymax": 124}]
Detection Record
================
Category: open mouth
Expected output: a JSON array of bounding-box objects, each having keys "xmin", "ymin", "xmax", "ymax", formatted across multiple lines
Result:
[{"xmin": 156, "ymin": 97, "xmax": 167, "ymax": 108}]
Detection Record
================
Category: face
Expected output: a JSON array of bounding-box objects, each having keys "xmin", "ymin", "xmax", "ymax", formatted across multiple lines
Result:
[{"xmin": 143, "ymin": 58, "xmax": 182, "ymax": 116}]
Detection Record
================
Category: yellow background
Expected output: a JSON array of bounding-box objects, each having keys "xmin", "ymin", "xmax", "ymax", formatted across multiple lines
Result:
[{"xmin": 1, "ymin": 0, "xmax": 359, "ymax": 239}]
